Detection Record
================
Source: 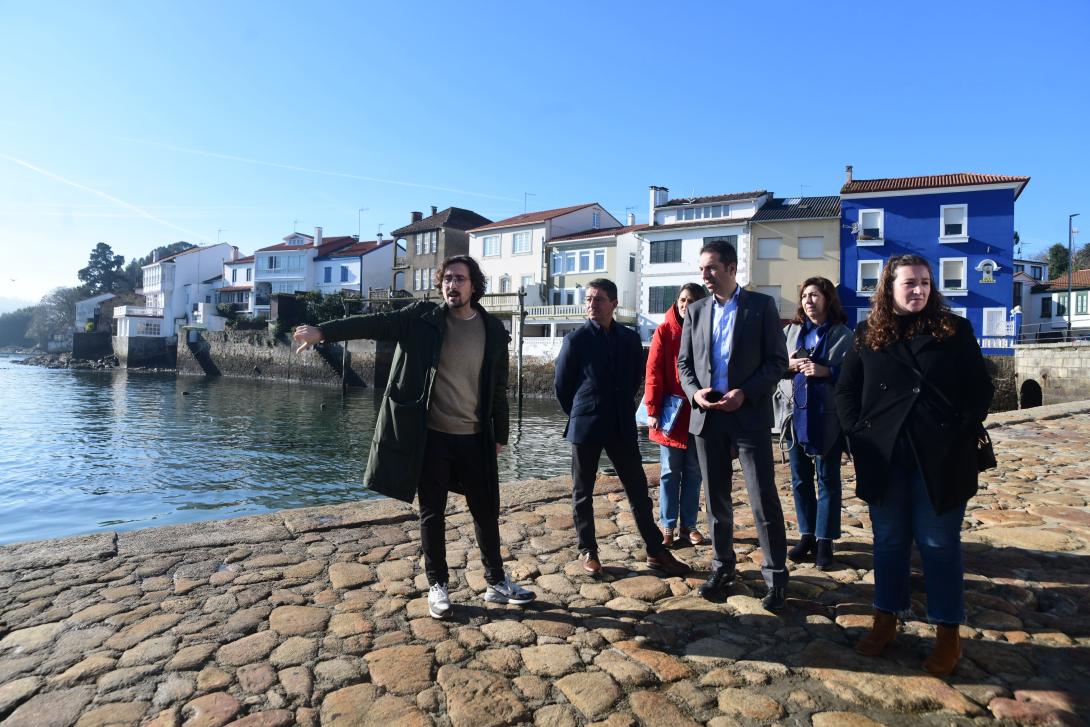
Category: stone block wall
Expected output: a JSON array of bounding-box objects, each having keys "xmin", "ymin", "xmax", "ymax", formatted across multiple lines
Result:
[
  {"xmin": 113, "ymin": 335, "xmax": 176, "ymax": 368},
  {"xmin": 73, "ymin": 331, "xmax": 113, "ymax": 360},
  {"xmin": 176, "ymin": 329, "xmax": 391, "ymax": 388},
  {"xmin": 984, "ymin": 355, "xmax": 1017, "ymax": 412},
  {"xmin": 1014, "ymin": 342, "xmax": 1090, "ymax": 407}
]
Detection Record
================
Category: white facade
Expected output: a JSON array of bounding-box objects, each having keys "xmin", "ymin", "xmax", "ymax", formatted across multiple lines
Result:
[
  {"xmin": 114, "ymin": 243, "xmax": 239, "ymax": 338},
  {"xmin": 1023, "ymin": 286, "xmax": 1090, "ymax": 340},
  {"xmin": 74, "ymin": 293, "xmax": 115, "ymax": 332},
  {"xmin": 320, "ymin": 241, "xmax": 396, "ymax": 296},
  {"xmin": 468, "ymin": 204, "xmax": 620, "ymax": 303},
  {"xmin": 253, "ymin": 233, "xmax": 316, "ymax": 312}
]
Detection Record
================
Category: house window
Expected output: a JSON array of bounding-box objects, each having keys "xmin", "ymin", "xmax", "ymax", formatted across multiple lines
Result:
[
  {"xmin": 1014, "ymin": 263, "xmax": 1025, "ymax": 274},
  {"xmin": 858, "ymin": 259, "xmax": 882, "ymax": 295},
  {"xmin": 757, "ymin": 238, "xmax": 781, "ymax": 259},
  {"xmin": 579, "ymin": 251, "xmax": 591, "ymax": 271},
  {"xmin": 1054, "ymin": 293, "xmax": 1067, "ymax": 317},
  {"xmin": 1041, "ymin": 297, "xmax": 1052, "ymax": 318},
  {"xmin": 512, "ymin": 231, "xmax": 531, "ymax": 254},
  {"xmin": 429, "ymin": 231, "xmax": 437, "ymax": 254},
  {"xmin": 499, "ymin": 276, "xmax": 511, "ymax": 293},
  {"xmin": 415, "ymin": 235, "xmax": 422, "ymax": 255},
  {"xmin": 650, "ymin": 239, "xmax": 682, "ymax": 264},
  {"xmin": 939, "ymin": 257, "xmax": 968, "ymax": 295},
  {"xmin": 521, "ymin": 275, "xmax": 534, "ymax": 290},
  {"xmin": 564, "ymin": 252, "xmax": 577, "ymax": 273},
  {"xmin": 940, "ymin": 204, "xmax": 968, "ymax": 242},
  {"xmin": 245, "ymin": 268, "xmax": 252, "ymax": 282},
  {"xmin": 983, "ymin": 308, "xmax": 1007, "ymax": 337},
  {"xmin": 267, "ymin": 256, "xmax": 279, "ymax": 270},
  {"xmin": 629, "ymin": 254, "xmax": 636, "ymax": 272},
  {"xmin": 949, "ymin": 307, "xmax": 967, "ymax": 318},
  {"xmin": 756, "ymin": 286, "xmax": 782, "ymax": 306},
  {"xmin": 798, "ymin": 236, "xmax": 824, "ymax": 259},
  {"xmin": 231, "ymin": 269, "xmax": 238, "ymax": 283},
  {"xmin": 648, "ymin": 286, "xmax": 681, "ymax": 314},
  {"xmin": 340, "ymin": 265, "xmax": 350, "ymax": 283},
  {"xmin": 1031, "ymin": 265, "xmax": 1043, "ymax": 280},
  {"xmin": 1077, "ymin": 291, "xmax": 1088, "ymax": 315},
  {"xmin": 1014, "ymin": 282, "xmax": 1023, "ymax": 303},
  {"xmin": 592, "ymin": 211, "xmax": 601, "ymax": 229},
  {"xmin": 594, "ymin": 249, "xmax": 606, "ymax": 271},
  {"xmin": 324, "ymin": 267, "xmax": 332, "ymax": 283},
  {"xmin": 856, "ymin": 308, "xmax": 870, "ymax": 324},
  {"xmin": 551, "ymin": 251, "xmax": 562, "ymax": 274},
  {"xmin": 483, "ymin": 235, "xmax": 500, "ymax": 257},
  {"xmin": 857, "ymin": 209, "xmax": 884, "ymax": 245}
]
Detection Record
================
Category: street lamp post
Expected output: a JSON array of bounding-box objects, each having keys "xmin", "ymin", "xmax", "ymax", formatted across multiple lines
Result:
[{"xmin": 1069, "ymin": 213, "xmax": 1080, "ymax": 340}]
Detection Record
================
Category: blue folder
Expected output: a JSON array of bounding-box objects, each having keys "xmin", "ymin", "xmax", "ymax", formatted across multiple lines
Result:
[{"xmin": 636, "ymin": 394, "xmax": 687, "ymax": 434}]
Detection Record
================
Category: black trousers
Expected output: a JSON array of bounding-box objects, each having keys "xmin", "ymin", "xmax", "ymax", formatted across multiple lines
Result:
[
  {"xmin": 694, "ymin": 412, "xmax": 788, "ymax": 587},
  {"xmin": 417, "ymin": 429, "xmax": 505, "ymax": 587},
  {"xmin": 571, "ymin": 432, "xmax": 666, "ymax": 557}
]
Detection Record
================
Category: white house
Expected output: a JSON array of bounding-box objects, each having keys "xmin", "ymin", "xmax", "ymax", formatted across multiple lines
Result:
[
  {"xmin": 322, "ymin": 238, "xmax": 396, "ymax": 296},
  {"xmin": 1023, "ymin": 269, "xmax": 1090, "ymax": 341},
  {"xmin": 217, "ymin": 255, "xmax": 256, "ymax": 316},
  {"xmin": 636, "ymin": 186, "xmax": 771, "ymax": 338},
  {"xmin": 114, "ymin": 243, "xmax": 239, "ymax": 339},
  {"xmin": 74, "ymin": 293, "xmax": 115, "ymax": 332},
  {"xmin": 468, "ymin": 203, "xmax": 621, "ymax": 305}
]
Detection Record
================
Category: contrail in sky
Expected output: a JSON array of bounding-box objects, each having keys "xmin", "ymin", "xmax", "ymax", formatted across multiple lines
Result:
[
  {"xmin": 0, "ymin": 153, "xmax": 208, "ymax": 240},
  {"xmin": 124, "ymin": 139, "xmax": 520, "ymax": 202}
]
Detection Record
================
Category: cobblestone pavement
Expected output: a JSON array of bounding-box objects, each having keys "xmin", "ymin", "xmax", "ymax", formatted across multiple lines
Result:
[{"xmin": 2, "ymin": 402, "xmax": 1090, "ymax": 726}]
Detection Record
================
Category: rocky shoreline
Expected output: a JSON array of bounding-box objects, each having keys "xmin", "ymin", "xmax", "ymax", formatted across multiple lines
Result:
[{"xmin": 0, "ymin": 401, "xmax": 1088, "ymax": 725}]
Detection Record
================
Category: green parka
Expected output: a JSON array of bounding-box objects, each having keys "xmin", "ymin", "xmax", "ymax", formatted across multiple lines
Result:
[{"xmin": 318, "ymin": 301, "xmax": 510, "ymax": 503}]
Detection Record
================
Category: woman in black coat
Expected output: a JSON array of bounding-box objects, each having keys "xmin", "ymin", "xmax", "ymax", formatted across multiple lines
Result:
[{"xmin": 836, "ymin": 254, "xmax": 993, "ymax": 677}]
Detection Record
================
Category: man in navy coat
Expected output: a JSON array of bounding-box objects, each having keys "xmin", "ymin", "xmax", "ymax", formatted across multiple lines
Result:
[{"xmin": 554, "ymin": 278, "xmax": 691, "ymax": 577}]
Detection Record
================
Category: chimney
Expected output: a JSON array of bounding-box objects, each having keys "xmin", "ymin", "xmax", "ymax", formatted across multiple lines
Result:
[
  {"xmin": 377, "ymin": 232, "xmax": 384, "ymax": 241},
  {"xmin": 430, "ymin": 206, "xmax": 438, "ymax": 216},
  {"xmin": 230, "ymin": 246, "xmax": 239, "ymax": 261},
  {"xmin": 152, "ymin": 250, "xmax": 159, "ymax": 263},
  {"xmin": 411, "ymin": 211, "xmax": 423, "ymax": 223},
  {"xmin": 627, "ymin": 212, "xmax": 636, "ymax": 226},
  {"xmin": 314, "ymin": 226, "xmax": 323, "ymax": 246},
  {"xmin": 648, "ymin": 186, "xmax": 669, "ymax": 226},
  {"xmin": 845, "ymin": 165, "xmax": 853, "ymax": 184}
]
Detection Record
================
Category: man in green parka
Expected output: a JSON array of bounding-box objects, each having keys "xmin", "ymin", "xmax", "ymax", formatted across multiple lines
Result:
[{"xmin": 293, "ymin": 255, "xmax": 535, "ymax": 619}]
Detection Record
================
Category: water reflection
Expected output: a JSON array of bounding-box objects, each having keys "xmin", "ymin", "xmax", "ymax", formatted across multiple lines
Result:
[{"xmin": 0, "ymin": 355, "xmax": 655, "ymax": 544}]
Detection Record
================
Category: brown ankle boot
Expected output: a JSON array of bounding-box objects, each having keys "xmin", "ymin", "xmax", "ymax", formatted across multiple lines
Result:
[
  {"xmin": 922, "ymin": 624, "xmax": 961, "ymax": 676},
  {"xmin": 855, "ymin": 610, "xmax": 898, "ymax": 657}
]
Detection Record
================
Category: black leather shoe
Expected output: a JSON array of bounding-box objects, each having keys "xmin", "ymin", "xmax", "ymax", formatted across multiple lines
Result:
[
  {"xmin": 698, "ymin": 567, "xmax": 735, "ymax": 599},
  {"xmin": 815, "ymin": 539, "xmax": 834, "ymax": 570},
  {"xmin": 787, "ymin": 534, "xmax": 815, "ymax": 562},
  {"xmin": 761, "ymin": 586, "xmax": 786, "ymax": 612}
]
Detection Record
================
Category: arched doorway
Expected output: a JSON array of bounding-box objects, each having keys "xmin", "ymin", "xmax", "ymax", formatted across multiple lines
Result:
[{"xmin": 1020, "ymin": 379, "xmax": 1042, "ymax": 409}]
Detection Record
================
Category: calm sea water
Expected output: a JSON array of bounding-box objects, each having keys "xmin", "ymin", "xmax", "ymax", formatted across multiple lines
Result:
[{"xmin": 0, "ymin": 354, "xmax": 655, "ymax": 545}]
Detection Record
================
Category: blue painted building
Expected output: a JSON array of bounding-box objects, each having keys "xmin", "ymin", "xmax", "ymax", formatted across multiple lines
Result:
[{"xmin": 839, "ymin": 168, "xmax": 1030, "ymax": 354}]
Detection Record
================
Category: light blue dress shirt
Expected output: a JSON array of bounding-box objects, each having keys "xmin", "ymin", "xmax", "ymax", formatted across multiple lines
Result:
[{"xmin": 710, "ymin": 287, "xmax": 740, "ymax": 393}]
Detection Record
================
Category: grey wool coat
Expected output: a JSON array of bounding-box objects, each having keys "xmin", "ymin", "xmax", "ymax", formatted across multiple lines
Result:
[{"xmin": 318, "ymin": 301, "xmax": 510, "ymax": 503}]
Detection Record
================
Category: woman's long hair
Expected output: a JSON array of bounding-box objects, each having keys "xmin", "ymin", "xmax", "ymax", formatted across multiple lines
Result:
[
  {"xmin": 791, "ymin": 276, "xmax": 846, "ymax": 326},
  {"xmin": 672, "ymin": 282, "xmax": 706, "ymax": 319},
  {"xmin": 859, "ymin": 254, "xmax": 956, "ymax": 351}
]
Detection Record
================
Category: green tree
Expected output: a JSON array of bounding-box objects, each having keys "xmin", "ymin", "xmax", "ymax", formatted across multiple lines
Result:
[
  {"xmin": 27, "ymin": 287, "xmax": 83, "ymax": 347},
  {"xmin": 78, "ymin": 242, "xmax": 125, "ymax": 294},
  {"xmin": 1073, "ymin": 242, "xmax": 1090, "ymax": 272},
  {"xmin": 0, "ymin": 306, "xmax": 35, "ymax": 347},
  {"xmin": 1046, "ymin": 243, "xmax": 1070, "ymax": 280}
]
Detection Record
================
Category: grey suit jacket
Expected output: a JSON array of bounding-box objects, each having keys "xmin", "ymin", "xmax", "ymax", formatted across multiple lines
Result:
[{"xmin": 677, "ymin": 288, "xmax": 788, "ymax": 436}]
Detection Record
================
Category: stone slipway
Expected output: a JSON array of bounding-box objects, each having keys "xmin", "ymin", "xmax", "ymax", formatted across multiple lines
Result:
[{"xmin": 1, "ymin": 402, "xmax": 1089, "ymax": 726}]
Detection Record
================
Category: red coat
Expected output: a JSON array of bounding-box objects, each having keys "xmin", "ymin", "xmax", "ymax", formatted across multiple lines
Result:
[{"xmin": 644, "ymin": 304, "xmax": 692, "ymax": 449}]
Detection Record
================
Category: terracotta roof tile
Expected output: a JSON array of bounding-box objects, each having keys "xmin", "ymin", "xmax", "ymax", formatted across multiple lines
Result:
[
  {"xmin": 1036, "ymin": 269, "xmax": 1090, "ymax": 291},
  {"xmin": 469, "ymin": 203, "xmax": 599, "ymax": 232},
  {"xmin": 548, "ymin": 224, "xmax": 649, "ymax": 243},
  {"xmin": 227, "ymin": 255, "xmax": 255, "ymax": 264},
  {"xmin": 841, "ymin": 173, "xmax": 1030, "ymax": 197},
  {"xmin": 330, "ymin": 240, "xmax": 392, "ymax": 258}
]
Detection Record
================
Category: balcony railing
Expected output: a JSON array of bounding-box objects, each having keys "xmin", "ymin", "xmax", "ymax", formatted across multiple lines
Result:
[{"xmin": 113, "ymin": 306, "xmax": 163, "ymax": 318}]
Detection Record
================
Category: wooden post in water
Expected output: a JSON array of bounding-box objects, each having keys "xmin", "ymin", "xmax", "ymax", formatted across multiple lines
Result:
[{"xmin": 516, "ymin": 288, "xmax": 526, "ymax": 405}]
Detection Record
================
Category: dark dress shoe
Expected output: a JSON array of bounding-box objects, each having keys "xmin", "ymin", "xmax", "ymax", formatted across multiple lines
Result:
[
  {"xmin": 787, "ymin": 534, "xmax": 815, "ymax": 562},
  {"xmin": 698, "ymin": 567, "xmax": 736, "ymax": 599},
  {"xmin": 761, "ymin": 586, "xmax": 786, "ymax": 612},
  {"xmin": 581, "ymin": 552, "xmax": 602, "ymax": 576},
  {"xmin": 646, "ymin": 549, "xmax": 691, "ymax": 576},
  {"xmin": 815, "ymin": 538, "xmax": 834, "ymax": 570}
]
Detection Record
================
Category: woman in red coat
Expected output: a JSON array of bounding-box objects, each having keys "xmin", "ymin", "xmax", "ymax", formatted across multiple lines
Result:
[{"xmin": 645, "ymin": 283, "xmax": 707, "ymax": 547}]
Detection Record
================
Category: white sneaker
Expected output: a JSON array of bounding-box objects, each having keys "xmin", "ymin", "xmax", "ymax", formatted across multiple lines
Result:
[
  {"xmin": 483, "ymin": 577, "xmax": 536, "ymax": 605},
  {"xmin": 428, "ymin": 582, "xmax": 451, "ymax": 619}
]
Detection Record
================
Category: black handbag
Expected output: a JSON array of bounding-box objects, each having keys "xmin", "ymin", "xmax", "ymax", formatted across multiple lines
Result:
[{"xmin": 890, "ymin": 343, "xmax": 997, "ymax": 473}]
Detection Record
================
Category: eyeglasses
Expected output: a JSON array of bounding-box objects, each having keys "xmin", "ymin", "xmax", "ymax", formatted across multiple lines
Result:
[{"xmin": 442, "ymin": 274, "xmax": 469, "ymax": 285}]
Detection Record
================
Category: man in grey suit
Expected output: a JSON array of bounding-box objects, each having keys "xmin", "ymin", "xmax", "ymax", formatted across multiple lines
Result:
[{"xmin": 677, "ymin": 240, "xmax": 790, "ymax": 610}]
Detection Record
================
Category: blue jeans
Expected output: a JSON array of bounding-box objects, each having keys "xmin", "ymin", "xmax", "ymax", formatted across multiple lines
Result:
[
  {"xmin": 788, "ymin": 441, "xmax": 842, "ymax": 540},
  {"xmin": 868, "ymin": 464, "xmax": 966, "ymax": 624},
  {"xmin": 658, "ymin": 437, "xmax": 702, "ymax": 530}
]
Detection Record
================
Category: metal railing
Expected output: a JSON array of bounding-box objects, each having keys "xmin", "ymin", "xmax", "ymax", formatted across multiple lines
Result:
[{"xmin": 113, "ymin": 306, "xmax": 163, "ymax": 318}]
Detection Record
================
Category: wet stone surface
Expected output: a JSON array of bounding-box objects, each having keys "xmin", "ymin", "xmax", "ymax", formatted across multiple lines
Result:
[{"xmin": 0, "ymin": 402, "xmax": 1088, "ymax": 725}]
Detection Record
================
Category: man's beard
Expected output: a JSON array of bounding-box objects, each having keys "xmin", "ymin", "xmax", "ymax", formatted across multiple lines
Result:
[{"xmin": 447, "ymin": 293, "xmax": 468, "ymax": 308}]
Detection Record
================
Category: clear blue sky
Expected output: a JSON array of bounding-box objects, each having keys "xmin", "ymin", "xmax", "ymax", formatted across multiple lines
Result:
[{"xmin": 1, "ymin": 0, "xmax": 1087, "ymax": 312}]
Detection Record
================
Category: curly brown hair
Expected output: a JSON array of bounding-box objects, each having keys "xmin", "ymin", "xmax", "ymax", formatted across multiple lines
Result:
[
  {"xmin": 858, "ymin": 254, "xmax": 956, "ymax": 351},
  {"xmin": 791, "ymin": 276, "xmax": 846, "ymax": 325},
  {"xmin": 434, "ymin": 255, "xmax": 487, "ymax": 305}
]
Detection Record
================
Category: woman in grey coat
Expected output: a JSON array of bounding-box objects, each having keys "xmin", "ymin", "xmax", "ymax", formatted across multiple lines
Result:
[{"xmin": 779, "ymin": 276, "xmax": 853, "ymax": 569}]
